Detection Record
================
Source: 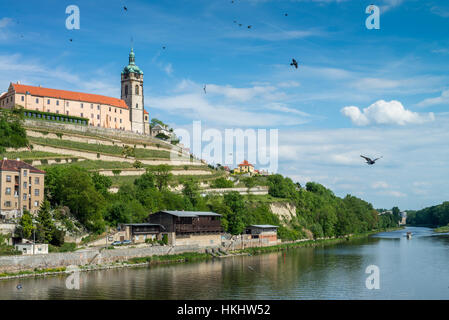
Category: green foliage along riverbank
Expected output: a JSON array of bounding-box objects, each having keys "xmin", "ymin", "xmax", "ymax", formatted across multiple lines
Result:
[{"xmin": 407, "ymin": 202, "xmax": 449, "ymax": 228}]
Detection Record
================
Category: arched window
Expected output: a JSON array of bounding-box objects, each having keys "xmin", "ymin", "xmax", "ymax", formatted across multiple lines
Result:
[
  {"xmin": 124, "ymin": 85, "xmax": 128, "ymax": 96},
  {"xmin": 135, "ymin": 85, "xmax": 139, "ymax": 95}
]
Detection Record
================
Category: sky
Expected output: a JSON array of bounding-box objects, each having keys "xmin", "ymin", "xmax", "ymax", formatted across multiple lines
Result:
[{"xmin": 0, "ymin": 0, "xmax": 448, "ymax": 210}]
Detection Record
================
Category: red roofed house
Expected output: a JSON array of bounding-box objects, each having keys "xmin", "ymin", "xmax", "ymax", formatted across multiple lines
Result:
[
  {"xmin": 0, "ymin": 158, "xmax": 45, "ymax": 220},
  {"xmin": 234, "ymin": 160, "xmax": 255, "ymax": 174},
  {"xmin": 0, "ymin": 48, "xmax": 150, "ymax": 134}
]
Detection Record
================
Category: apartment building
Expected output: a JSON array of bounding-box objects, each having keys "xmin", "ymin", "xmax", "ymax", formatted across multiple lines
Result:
[{"xmin": 0, "ymin": 158, "xmax": 45, "ymax": 220}]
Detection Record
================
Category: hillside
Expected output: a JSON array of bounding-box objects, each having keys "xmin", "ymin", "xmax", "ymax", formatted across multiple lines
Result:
[{"xmin": 2, "ymin": 119, "xmax": 228, "ymax": 188}]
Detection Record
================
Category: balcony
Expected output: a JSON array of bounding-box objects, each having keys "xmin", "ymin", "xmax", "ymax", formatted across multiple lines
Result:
[{"xmin": 174, "ymin": 222, "xmax": 222, "ymax": 234}]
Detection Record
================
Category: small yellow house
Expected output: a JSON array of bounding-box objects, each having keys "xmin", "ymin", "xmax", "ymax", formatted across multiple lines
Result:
[{"xmin": 234, "ymin": 160, "xmax": 255, "ymax": 174}]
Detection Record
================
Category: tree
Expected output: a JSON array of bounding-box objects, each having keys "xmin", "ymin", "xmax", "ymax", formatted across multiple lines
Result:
[
  {"xmin": 0, "ymin": 106, "xmax": 29, "ymax": 153},
  {"xmin": 150, "ymin": 118, "xmax": 166, "ymax": 128},
  {"xmin": 45, "ymin": 166, "xmax": 106, "ymax": 233},
  {"xmin": 36, "ymin": 200, "xmax": 55, "ymax": 243},
  {"xmin": 156, "ymin": 133, "xmax": 170, "ymax": 140},
  {"xmin": 182, "ymin": 178, "xmax": 200, "ymax": 207},
  {"xmin": 223, "ymin": 192, "xmax": 246, "ymax": 234},
  {"xmin": 149, "ymin": 165, "xmax": 172, "ymax": 191},
  {"xmin": 17, "ymin": 211, "xmax": 35, "ymax": 239},
  {"xmin": 91, "ymin": 172, "xmax": 112, "ymax": 196},
  {"xmin": 134, "ymin": 169, "xmax": 155, "ymax": 190}
]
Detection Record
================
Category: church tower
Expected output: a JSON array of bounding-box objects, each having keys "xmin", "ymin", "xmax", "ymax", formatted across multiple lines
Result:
[{"xmin": 121, "ymin": 48, "xmax": 145, "ymax": 134}]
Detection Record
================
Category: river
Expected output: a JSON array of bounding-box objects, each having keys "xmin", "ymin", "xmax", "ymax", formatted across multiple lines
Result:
[{"xmin": 1, "ymin": 227, "xmax": 449, "ymax": 299}]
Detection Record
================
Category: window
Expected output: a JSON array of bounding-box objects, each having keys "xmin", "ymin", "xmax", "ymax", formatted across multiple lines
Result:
[
  {"xmin": 115, "ymin": 108, "xmax": 117, "ymax": 113},
  {"xmin": 23, "ymin": 194, "xmax": 27, "ymax": 201},
  {"xmin": 21, "ymin": 96, "xmax": 24, "ymax": 101},
  {"xmin": 136, "ymin": 103, "xmax": 138, "ymax": 108},
  {"xmin": 23, "ymin": 170, "xmax": 27, "ymax": 177},
  {"xmin": 120, "ymin": 119, "xmax": 122, "ymax": 123},
  {"xmin": 47, "ymin": 99, "xmax": 50, "ymax": 104},
  {"xmin": 109, "ymin": 107, "xmax": 111, "ymax": 112},
  {"xmin": 91, "ymin": 114, "xmax": 94, "ymax": 119},
  {"xmin": 34, "ymin": 201, "xmax": 39, "ymax": 207},
  {"xmin": 6, "ymin": 175, "xmax": 11, "ymax": 182},
  {"xmin": 4, "ymin": 201, "xmax": 11, "ymax": 207},
  {"xmin": 35, "ymin": 177, "xmax": 39, "ymax": 184},
  {"xmin": 34, "ymin": 189, "xmax": 39, "ymax": 196},
  {"xmin": 120, "ymin": 109, "xmax": 122, "ymax": 114},
  {"xmin": 23, "ymin": 182, "xmax": 27, "ymax": 188},
  {"xmin": 66, "ymin": 101, "xmax": 69, "ymax": 106},
  {"xmin": 125, "ymin": 85, "xmax": 128, "ymax": 96},
  {"xmin": 97, "ymin": 105, "xmax": 100, "ymax": 110},
  {"xmin": 56, "ymin": 100, "xmax": 59, "ymax": 106},
  {"xmin": 47, "ymin": 109, "xmax": 50, "ymax": 113},
  {"xmin": 80, "ymin": 113, "xmax": 83, "ymax": 118},
  {"xmin": 114, "ymin": 118, "xmax": 116, "ymax": 122},
  {"xmin": 97, "ymin": 115, "xmax": 100, "ymax": 120},
  {"xmin": 56, "ymin": 110, "xmax": 59, "ymax": 114},
  {"xmin": 66, "ymin": 111, "xmax": 69, "ymax": 115},
  {"xmin": 5, "ymin": 188, "xmax": 11, "ymax": 195},
  {"xmin": 135, "ymin": 85, "xmax": 139, "ymax": 95},
  {"xmin": 81, "ymin": 103, "xmax": 83, "ymax": 109},
  {"xmin": 91, "ymin": 104, "xmax": 93, "ymax": 109},
  {"xmin": 36, "ymin": 98, "xmax": 39, "ymax": 103}
]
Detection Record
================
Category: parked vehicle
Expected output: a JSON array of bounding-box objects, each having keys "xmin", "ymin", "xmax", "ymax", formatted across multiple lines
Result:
[
  {"xmin": 111, "ymin": 241, "xmax": 122, "ymax": 246},
  {"xmin": 122, "ymin": 240, "xmax": 132, "ymax": 245}
]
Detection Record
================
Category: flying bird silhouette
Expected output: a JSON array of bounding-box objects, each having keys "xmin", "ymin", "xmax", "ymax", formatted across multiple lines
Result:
[
  {"xmin": 162, "ymin": 46, "xmax": 166, "ymax": 50},
  {"xmin": 285, "ymin": 13, "xmax": 288, "ymax": 16},
  {"xmin": 203, "ymin": 85, "xmax": 206, "ymax": 94},
  {"xmin": 360, "ymin": 155, "xmax": 383, "ymax": 165},
  {"xmin": 123, "ymin": 6, "xmax": 128, "ymax": 11},
  {"xmin": 69, "ymin": 38, "xmax": 73, "ymax": 42},
  {"xmin": 247, "ymin": 25, "xmax": 252, "ymax": 29},
  {"xmin": 238, "ymin": 24, "xmax": 242, "ymax": 27},
  {"xmin": 290, "ymin": 58, "xmax": 298, "ymax": 69}
]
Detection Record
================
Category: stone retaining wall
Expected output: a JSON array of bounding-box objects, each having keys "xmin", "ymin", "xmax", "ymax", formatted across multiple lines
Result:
[{"xmin": 0, "ymin": 244, "xmax": 203, "ymax": 273}]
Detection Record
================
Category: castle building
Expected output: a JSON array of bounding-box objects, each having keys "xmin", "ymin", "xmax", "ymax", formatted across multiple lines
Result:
[{"xmin": 0, "ymin": 49, "xmax": 150, "ymax": 134}]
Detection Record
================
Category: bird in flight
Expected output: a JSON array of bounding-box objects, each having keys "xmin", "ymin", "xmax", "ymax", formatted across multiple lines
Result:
[
  {"xmin": 69, "ymin": 38, "xmax": 73, "ymax": 42},
  {"xmin": 285, "ymin": 13, "xmax": 288, "ymax": 16},
  {"xmin": 238, "ymin": 24, "xmax": 242, "ymax": 27},
  {"xmin": 290, "ymin": 58, "xmax": 298, "ymax": 69},
  {"xmin": 162, "ymin": 46, "xmax": 166, "ymax": 50},
  {"xmin": 203, "ymin": 85, "xmax": 207, "ymax": 94},
  {"xmin": 123, "ymin": 6, "xmax": 128, "ymax": 11},
  {"xmin": 247, "ymin": 25, "xmax": 252, "ymax": 29},
  {"xmin": 360, "ymin": 155, "xmax": 383, "ymax": 165}
]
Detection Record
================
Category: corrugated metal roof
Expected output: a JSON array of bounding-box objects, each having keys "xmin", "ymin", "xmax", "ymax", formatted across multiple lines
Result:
[
  {"xmin": 247, "ymin": 224, "xmax": 279, "ymax": 228},
  {"xmin": 158, "ymin": 210, "xmax": 221, "ymax": 217}
]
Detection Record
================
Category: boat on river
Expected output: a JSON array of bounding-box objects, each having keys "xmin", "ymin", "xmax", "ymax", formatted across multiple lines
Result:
[{"xmin": 406, "ymin": 231, "xmax": 412, "ymax": 239}]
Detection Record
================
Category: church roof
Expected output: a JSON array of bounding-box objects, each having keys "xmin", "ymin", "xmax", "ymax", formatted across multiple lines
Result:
[
  {"xmin": 122, "ymin": 48, "xmax": 144, "ymax": 75},
  {"xmin": 11, "ymin": 84, "xmax": 129, "ymax": 110}
]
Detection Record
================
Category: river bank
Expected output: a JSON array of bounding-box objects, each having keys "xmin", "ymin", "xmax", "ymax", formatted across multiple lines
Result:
[{"xmin": 0, "ymin": 227, "xmax": 402, "ymax": 281}]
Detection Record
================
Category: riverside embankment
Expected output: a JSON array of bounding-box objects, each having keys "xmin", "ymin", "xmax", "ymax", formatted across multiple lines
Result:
[{"xmin": 0, "ymin": 228, "xmax": 401, "ymax": 280}]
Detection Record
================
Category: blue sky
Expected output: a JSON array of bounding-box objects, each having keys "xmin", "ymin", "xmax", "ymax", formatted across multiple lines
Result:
[{"xmin": 1, "ymin": 0, "xmax": 449, "ymax": 210}]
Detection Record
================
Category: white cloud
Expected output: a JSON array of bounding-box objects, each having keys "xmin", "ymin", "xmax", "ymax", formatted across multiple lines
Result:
[
  {"xmin": 417, "ymin": 89, "xmax": 449, "ymax": 107},
  {"xmin": 164, "ymin": 63, "xmax": 173, "ymax": 75},
  {"xmin": 381, "ymin": 0, "xmax": 404, "ymax": 12},
  {"xmin": 430, "ymin": 6, "xmax": 449, "ymax": 18},
  {"xmin": 372, "ymin": 181, "xmax": 389, "ymax": 189},
  {"xmin": 341, "ymin": 100, "xmax": 435, "ymax": 126}
]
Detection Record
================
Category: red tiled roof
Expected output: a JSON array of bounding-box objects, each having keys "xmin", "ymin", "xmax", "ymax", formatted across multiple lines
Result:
[
  {"xmin": 238, "ymin": 160, "xmax": 254, "ymax": 167},
  {"xmin": 12, "ymin": 83, "xmax": 129, "ymax": 110},
  {"xmin": 0, "ymin": 159, "xmax": 45, "ymax": 174},
  {"xmin": 144, "ymin": 109, "xmax": 149, "ymax": 115}
]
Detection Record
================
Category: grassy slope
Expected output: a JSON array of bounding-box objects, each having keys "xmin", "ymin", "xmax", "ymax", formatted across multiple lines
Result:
[{"xmin": 28, "ymin": 136, "xmax": 173, "ymax": 159}]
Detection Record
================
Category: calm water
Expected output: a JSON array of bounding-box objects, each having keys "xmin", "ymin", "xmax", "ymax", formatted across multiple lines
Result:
[{"xmin": 1, "ymin": 227, "xmax": 449, "ymax": 300}]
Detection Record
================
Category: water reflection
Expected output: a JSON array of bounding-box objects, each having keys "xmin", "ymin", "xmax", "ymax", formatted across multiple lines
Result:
[{"xmin": 1, "ymin": 227, "xmax": 449, "ymax": 299}]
